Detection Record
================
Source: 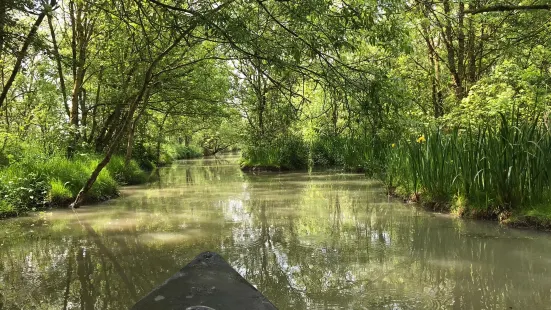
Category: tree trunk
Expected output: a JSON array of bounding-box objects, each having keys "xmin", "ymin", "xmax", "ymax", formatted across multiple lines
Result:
[
  {"xmin": 0, "ymin": 0, "xmax": 55, "ymax": 109},
  {"xmin": 95, "ymin": 104, "xmax": 123, "ymax": 151},
  {"xmin": 71, "ymin": 28, "xmax": 189, "ymax": 208},
  {"xmin": 443, "ymin": 0, "xmax": 464, "ymax": 101},
  {"xmin": 95, "ymin": 67, "xmax": 136, "ymax": 151},
  {"xmin": 69, "ymin": 0, "xmax": 79, "ymax": 127},
  {"xmin": 81, "ymin": 88, "xmax": 87, "ymax": 140},
  {"xmin": 68, "ymin": 0, "xmax": 91, "ymax": 156},
  {"xmin": 0, "ymin": 0, "xmax": 5, "ymax": 55},
  {"xmin": 457, "ymin": 0, "xmax": 466, "ymax": 92},
  {"xmin": 71, "ymin": 95, "xmax": 145, "ymax": 208},
  {"xmin": 47, "ymin": 12, "xmax": 70, "ymax": 117},
  {"xmin": 125, "ymin": 88, "xmax": 150, "ymax": 165},
  {"xmin": 156, "ymin": 112, "xmax": 170, "ymax": 164},
  {"xmin": 87, "ymin": 68, "xmax": 103, "ymax": 144},
  {"xmin": 467, "ymin": 0, "xmax": 479, "ymax": 85}
]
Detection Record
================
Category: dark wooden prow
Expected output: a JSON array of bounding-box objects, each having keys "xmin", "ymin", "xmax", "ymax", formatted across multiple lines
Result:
[{"xmin": 131, "ymin": 251, "xmax": 277, "ymax": 310}]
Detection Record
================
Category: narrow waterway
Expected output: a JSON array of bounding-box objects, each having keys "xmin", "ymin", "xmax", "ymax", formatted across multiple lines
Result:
[{"xmin": 1, "ymin": 156, "xmax": 551, "ymax": 309}]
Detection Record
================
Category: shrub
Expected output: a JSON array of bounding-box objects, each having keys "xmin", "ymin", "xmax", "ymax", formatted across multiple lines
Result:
[
  {"xmin": 309, "ymin": 134, "xmax": 374, "ymax": 171},
  {"xmin": 0, "ymin": 162, "xmax": 49, "ymax": 213},
  {"xmin": 88, "ymin": 167, "xmax": 119, "ymax": 201},
  {"xmin": 174, "ymin": 144, "xmax": 203, "ymax": 159},
  {"xmin": 0, "ymin": 200, "xmax": 16, "ymax": 218},
  {"xmin": 241, "ymin": 134, "xmax": 309, "ymax": 170}
]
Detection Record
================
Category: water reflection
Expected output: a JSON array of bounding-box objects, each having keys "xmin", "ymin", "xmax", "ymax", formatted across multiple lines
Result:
[{"xmin": 1, "ymin": 156, "xmax": 551, "ymax": 309}]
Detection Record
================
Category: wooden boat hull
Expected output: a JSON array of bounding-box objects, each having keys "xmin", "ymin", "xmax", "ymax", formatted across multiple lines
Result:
[{"xmin": 131, "ymin": 251, "xmax": 277, "ymax": 310}]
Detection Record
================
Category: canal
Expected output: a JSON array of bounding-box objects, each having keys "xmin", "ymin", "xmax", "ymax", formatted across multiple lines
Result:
[{"xmin": 1, "ymin": 156, "xmax": 550, "ymax": 309}]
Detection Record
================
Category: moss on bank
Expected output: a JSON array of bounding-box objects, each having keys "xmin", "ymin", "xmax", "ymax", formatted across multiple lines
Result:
[{"xmin": 0, "ymin": 154, "xmax": 149, "ymax": 219}]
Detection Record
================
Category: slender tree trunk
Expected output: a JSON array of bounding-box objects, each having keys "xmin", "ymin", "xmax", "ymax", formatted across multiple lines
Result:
[
  {"xmin": 71, "ymin": 90, "xmax": 145, "ymax": 208},
  {"xmin": 156, "ymin": 110, "xmax": 171, "ymax": 164},
  {"xmin": 70, "ymin": 29, "xmax": 189, "ymax": 208},
  {"xmin": 88, "ymin": 68, "xmax": 103, "ymax": 143},
  {"xmin": 467, "ymin": 1, "xmax": 479, "ymax": 85},
  {"xmin": 0, "ymin": 0, "xmax": 6, "ymax": 90},
  {"xmin": 0, "ymin": 0, "xmax": 55, "ymax": 109},
  {"xmin": 457, "ymin": 0, "xmax": 466, "ymax": 87},
  {"xmin": 125, "ymin": 88, "xmax": 150, "ymax": 165},
  {"xmin": 0, "ymin": 0, "xmax": 5, "ymax": 55},
  {"xmin": 434, "ymin": 47, "xmax": 443, "ymax": 116},
  {"xmin": 95, "ymin": 68, "xmax": 136, "ymax": 151},
  {"xmin": 69, "ymin": 0, "xmax": 80, "ymax": 126},
  {"xmin": 47, "ymin": 13, "xmax": 70, "ymax": 117},
  {"xmin": 81, "ymin": 88, "xmax": 88, "ymax": 140},
  {"xmin": 68, "ymin": 0, "xmax": 90, "ymax": 156},
  {"xmin": 95, "ymin": 104, "xmax": 123, "ymax": 151},
  {"xmin": 443, "ymin": 0, "xmax": 464, "ymax": 101}
]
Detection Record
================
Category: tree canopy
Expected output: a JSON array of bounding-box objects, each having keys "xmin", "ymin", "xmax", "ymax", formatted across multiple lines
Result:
[{"xmin": 0, "ymin": 0, "xmax": 550, "ymax": 206}]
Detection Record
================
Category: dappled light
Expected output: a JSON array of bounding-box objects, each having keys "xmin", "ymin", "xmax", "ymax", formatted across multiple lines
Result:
[
  {"xmin": 2, "ymin": 0, "xmax": 551, "ymax": 308},
  {"xmin": 2, "ymin": 157, "xmax": 551, "ymax": 308}
]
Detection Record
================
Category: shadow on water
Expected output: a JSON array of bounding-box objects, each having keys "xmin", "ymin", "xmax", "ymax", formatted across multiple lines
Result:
[{"xmin": 1, "ymin": 154, "xmax": 551, "ymax": 309}]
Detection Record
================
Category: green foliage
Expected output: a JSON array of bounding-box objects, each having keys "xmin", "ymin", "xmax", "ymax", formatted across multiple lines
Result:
[
  {"xmin": 309, "ymin": 134, "xmax": 379, "ymax": 172},
  {"xmin": 387, "ymin": 112, "xmax": 551, "ymax": 216},
  {"xmin": 0, "ymin": 165, "xmax": 49, "ymax": 214},
  {"xmin": 174, "ymin": 144, "xmax": 203, "ymax": 159},
  {"xmin": 48, "ymin": 179, "xmax": 73, "ymax": 205},
  {"xmin": 0, "ymin": 200, "xmax": 16, "ymax": 218},
  {"xmin": 0, "ymin": 152, "xmax": 153, "ymax": 217},
  {"xmin": 106, "ymin": 155, "xmax": 148, "ymax": 185},
  {"xmin": 241, "ymin": 134, "xmax": 309, "ymax": 170}
]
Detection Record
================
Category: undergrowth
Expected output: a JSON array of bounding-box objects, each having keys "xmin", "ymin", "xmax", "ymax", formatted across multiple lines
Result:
[
  {"xmin": 385, "ymin": 112, "xmax": 551, "ymax": 222},
  {"xmin": 0, "ymin": 153, "xmax": 149, "ymax": 218}
]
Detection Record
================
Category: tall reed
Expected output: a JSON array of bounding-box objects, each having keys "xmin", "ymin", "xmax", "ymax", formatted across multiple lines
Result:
[{"xmin": 387, "ymin": 113, "xmax": 551, "ymax": 214}]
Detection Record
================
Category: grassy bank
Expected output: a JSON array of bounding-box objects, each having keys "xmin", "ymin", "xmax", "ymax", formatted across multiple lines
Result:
[
  {"xmin": 240, "ymin": 113, "xmax": 551, "ymax": 230},
  {"xmin": 240, "ymin": 133, "xmax": 378, "ymax": 172},
  {"xmin": 0, "ymin": 154, "xmax": 148, "ymax": 218},
  {"xmin": 385, "ymin": 113, "xmax": 551, "ymax": 229},
  {"xmin": 157, "ymin": 144, "xmax": 203, "ymax": 166}
]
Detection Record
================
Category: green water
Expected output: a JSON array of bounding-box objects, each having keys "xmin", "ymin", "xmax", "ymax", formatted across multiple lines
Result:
[{"xmin": 1, "ymin": 156, "xmax": 551, "ymax": 309}]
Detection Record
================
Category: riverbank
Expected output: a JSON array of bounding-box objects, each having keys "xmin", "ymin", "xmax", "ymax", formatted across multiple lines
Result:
[
  {"xmin": 240, "ymin": 155, "xmax": 551, "ymax": 232},
  {"xmin": 387, "ymin": 188, "xmax": 551, "ymax": 231},
  {"xmin": 0, "ymin": 154, "xmax": 149, "ymax": 219}
]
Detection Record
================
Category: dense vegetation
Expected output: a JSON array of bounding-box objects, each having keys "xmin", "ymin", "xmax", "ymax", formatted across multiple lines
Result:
[{"xmin": 1, "ymin": 0, "xmax": 551, "ymax": 226}]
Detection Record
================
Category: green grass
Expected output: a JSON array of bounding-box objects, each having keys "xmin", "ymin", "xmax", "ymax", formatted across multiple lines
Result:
[
  {"xmin": 309, "ymin": 134, "xmax": 374, "ymax": 171},
  {"xmin": 106, "ymin": 155, "xmax": 148, "ymax": 185},
  {"xmin": 241, "ymin": 133, "xmax": 380, "ymax": 171},
  {"xmin": 241, "ymin": 134, "xmax": 309, "ymax": 170},
  {"xmin": 174, "ymin": 144, "xmax": 203, "ymax": 159},
  {"xmin": 48, "ymin": 179, "xmax": 73, "ymax": 205},
  {"xmin": 0, "ymin": 153, "xmax": 149, "ymax": 218},
  {"xmin": 386, "ymin": 112, "xmax": 551, "ymax": 220},
  {"xmin": 505, "ymin": 204, "xmax": 551, "ymax": 230}
]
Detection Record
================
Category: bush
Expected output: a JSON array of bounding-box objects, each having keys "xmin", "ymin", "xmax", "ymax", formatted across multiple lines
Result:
[
  {"xmin": 0, "ymin": 163, "xmax": 49, "ymax": 213},
  {"xmin": 309, "ymin": 134, "xmax": 372, "ymax": 170},
  {"xmin": 174, "ymin": 144, "xmax": 203, "ymax": 159},
  {"xmin": 0, "ymin": 200, "xmax": 16, "ymax": 218},
  {"xmin": 0, "ymin": 154, "xmax": 126, "ymax": 217},
  {"xmin": 241, "ymin": 134, "xmax": 309, "ymax": 170},
  {"xmin": 88, "ymin": 167, "xmax": 119, "ymax": 201}
]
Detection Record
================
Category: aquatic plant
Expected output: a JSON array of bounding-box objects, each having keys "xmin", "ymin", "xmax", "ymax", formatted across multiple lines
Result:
[{"xmin": 387, "ymin": 112, "xmax": 551, "ymax": 216}]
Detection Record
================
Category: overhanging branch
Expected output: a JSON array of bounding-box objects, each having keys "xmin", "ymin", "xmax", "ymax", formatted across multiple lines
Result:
[{"xmin": 465, "ymin": 4, "xmax": 551, "ymax": 14}]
